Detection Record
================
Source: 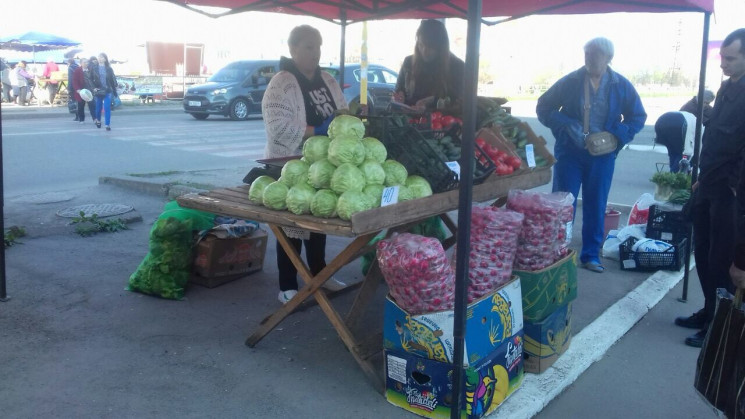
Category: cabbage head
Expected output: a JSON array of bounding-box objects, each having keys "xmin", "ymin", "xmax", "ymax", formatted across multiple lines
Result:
[
  {"xmin": 361, "ymin": 137, "xmax": 387, "ymax": 163},
  {"xmin": 279, "ymin": 159, "xmax": 310, "ymax": 187},
  {"xmin": 382, "ymin": 159, "xmax": 408, "ymax": 186},
  {"xmin": 405, "ymin": 175, "xmax": 433, "ymax": 199},
  {"xmin": 310, "ymin": 189, "xmax": 338, "ymax": 218},
  {"xmin": 285, "ymin": 182, "xmax": 316, "ymax": 215},
  {"xmin": 262, "ymin": 181, "xmax": 289, "ymax": 210},
  {"xmin": 363, "ymin": 184, "xmax": 384, "ymax": 208},
  {"xmin": 248, "ymin": 175, "xmax": 275, "ymax": 205},
  {"xmin": 302, "ymin": 136, "xmax": 331, "ymax": 164},
  {"xmin": 328, "ymin": 115, "xmax": 365, "ymax": 140},
  {"xmin": 397, "ymin": 185, "xmax": 413, "ymax": 202},
  {"xmin": 330, "ymin": 163, "xmax": 366, "ymax": 194},
  {"xmin": 358, "ymin": 161, "xmax": 385, "ymax": 186},
  {"xmin": 327, "ymin": 136, "xmax": 366, "ymax": 166},
  {"xmin": 336, "ymin": 190, "xmax": 372, "ymax": 221},
  {"xmin": 307, "ymin": 159, "xmax": 337, "ymax": 189}
]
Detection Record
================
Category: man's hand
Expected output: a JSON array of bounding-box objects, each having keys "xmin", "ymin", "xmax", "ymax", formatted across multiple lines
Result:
[{"xmin": 730, "ymin": 263, "xmax": 745, "ymax": 289}]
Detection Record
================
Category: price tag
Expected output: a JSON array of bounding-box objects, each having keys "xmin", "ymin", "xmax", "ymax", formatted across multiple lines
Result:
[
  {"xmin": 381, "ymin": 186, "xmax": 399, "ymax": 207},
  {"xmin": 446, "ymin": 161, "xmax": 461, "ymax": 180},
  {"xmin": 525, "ymin": 144, "xmax": 536, "ymax": 168}
]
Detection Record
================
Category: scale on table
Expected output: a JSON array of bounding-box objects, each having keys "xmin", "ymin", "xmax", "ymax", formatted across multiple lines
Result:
[{"xmin": 242, "ymin": 156, "xmax": 302, "ymax": 184}]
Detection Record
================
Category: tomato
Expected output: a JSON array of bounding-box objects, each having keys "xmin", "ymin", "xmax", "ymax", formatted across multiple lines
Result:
[
  {"xmin": 475, "ymin": 137, "xmax": 487, "ymax": 148},
  {"xmin": 441, "ymin": 115, "xmax": 456, "ymax": 127},
  {"xmin": 507, "ymin": 155, "xmax": 523, "ymax": 169},
  {"xmin": 495, "ymin": 163, "xmax": 510, "ymax": 175},
  {"xmin": 431, "ymin": 121, "xmax": 443, "ymax": 130},
  {"xmin": 430, "ymin": 111, "xmax": 443, "ymax": 122}
]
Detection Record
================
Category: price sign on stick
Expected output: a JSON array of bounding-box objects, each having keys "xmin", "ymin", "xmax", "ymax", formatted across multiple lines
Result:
[
  {"xmin": 381, "ymin": 186, "xmax": 399, "ymax": 207},
  {"xmin": 446, "ymin": 161, "xmax": 461, "ymax": 180},
  {"xmin": 525, "ymin": 144, "xmax": 536, "ymax": 168}
]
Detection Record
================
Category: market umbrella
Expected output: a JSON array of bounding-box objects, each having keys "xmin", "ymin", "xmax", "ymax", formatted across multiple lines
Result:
[
  {"xmin": 0, "ymin": 31, "xmax": 81, "ymax": 63},
  {"xmin": 155, "ymin": 2, "xmax": 715, "ymax": 417}
]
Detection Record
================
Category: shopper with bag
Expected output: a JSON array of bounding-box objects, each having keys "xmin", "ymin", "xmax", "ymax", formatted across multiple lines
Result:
[
  {"xmin": 72, "ymin": 58, "xmax": 96, "ymax": 124},
  {"xmin": 91, "ymin": 53, "xmax": 118, "ymax": 131},
  {"xmin": 261, "ymin": 25, "xmax": 349, "ymax": 304},
  {"xmin": 536, "ymin": 37, "xmax": 647, "ymax": 273},
  {"xmin": 675, "ymin": 29, "xmax": 745, "ymax": 348}
]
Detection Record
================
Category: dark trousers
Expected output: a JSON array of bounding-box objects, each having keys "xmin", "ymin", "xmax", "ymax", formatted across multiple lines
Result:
[
  {"xmin": 276, "ymin": 233, "xmax": 327, "ymax": 291},
  {"xmin": 1, "ymin": 83, "xmax": 10, "ymax": 102},
  {"xmin": 692, "ymin": 184, "xmax": 737, "ymax": 323},
  {"xmin": 76, "ymin": 99, "xmax": 86, "ymax": 121},
  {"xmin": 668, "ymin": 152, "xmax": 683, "ymax": 173},
  {"xmin": 47, "ymin": 83, "xmax": 58, "ymax": 105},
  {"xmin": 16, "ymin": 86, "xmax": 27, "ymax": 106}
]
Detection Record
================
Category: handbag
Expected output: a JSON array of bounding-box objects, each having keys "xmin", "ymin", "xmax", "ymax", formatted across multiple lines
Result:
[
  {"xmin": 583, "ymin": 78, "xmax": 619, "ymax": 156},
  {"xmin": 94, "ymin": 87, "xmax": 108, "ymax": 97},
  {"xmin": 67, "ymin": 100, "xmax": 77, "ymax": 114},
  {"xmin": 694, "ymin": 288, "xmax": 745, "ymax": 418},
  {"xmin": 112, "ymin": 95, "xmax": 121, "ymax": 109}
]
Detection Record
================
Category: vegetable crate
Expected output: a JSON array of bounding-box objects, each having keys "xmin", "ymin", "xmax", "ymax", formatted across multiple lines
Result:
[
  {"xmin": 645, "ymin": 204, "xmax": 690, "ymax": 244},
  {"xmin": 420, "ymin": 126, "xmax": 497, "ymax": 185},
  {"xmin": 619, "ymin": 236, "xmax": 687, "ymax": 272},
  {"xmin": 382, "ymin": 125, "xmax": 459, "ymax": 193}
]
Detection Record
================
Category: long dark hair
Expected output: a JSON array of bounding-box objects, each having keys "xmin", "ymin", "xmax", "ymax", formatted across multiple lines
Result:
[
  {"xmin": 98, "ymin": 52, "xmax": 111, "ymax": 69},
  {"xmin": 412, "ymin": 19, "xmax": 451, "ymax": 98}
]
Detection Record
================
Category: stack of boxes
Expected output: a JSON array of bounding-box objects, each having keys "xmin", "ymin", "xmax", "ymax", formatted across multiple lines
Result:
[
  {"xmin": 190, "ymin": 229, "xmax": 268, "ymax": 288},
  {"xmin": 514, "ymin": 250, "xmax": 577, "ymax": 373},
  {"xmin": 383, "ymin": 277, "xmax": 525, "ymax": 418}
]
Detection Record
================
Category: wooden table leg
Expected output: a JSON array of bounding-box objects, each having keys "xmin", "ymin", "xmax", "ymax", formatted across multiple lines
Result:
[
  {"xmin": 345, "ymin": 258, "xmax": 383, "ymax": 329},
  {"xmin": 245, "ymin": 227, "xmax": 376, "ymax": 347}
]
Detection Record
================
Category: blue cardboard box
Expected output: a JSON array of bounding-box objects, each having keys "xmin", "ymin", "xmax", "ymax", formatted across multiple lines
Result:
[
  {"xmin": 383, "ymin": 277, "xmax": 523, "ymax": 366},
  {"xmin": 523, "ymin": 302, "xmax": 572, "ymax": 373},
  {"xmin": 384, "ymin": 332, "xmax": 524, "ymax": 419}
]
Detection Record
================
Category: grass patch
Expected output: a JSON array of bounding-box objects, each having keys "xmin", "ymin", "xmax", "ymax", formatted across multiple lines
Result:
[
  {"xmin": 4, "ymin": 226, "xmax": 26, "ymax": 248},
  {"xmin": 70, "ymin": 212, "xmax": 128, "ymax": 237}
]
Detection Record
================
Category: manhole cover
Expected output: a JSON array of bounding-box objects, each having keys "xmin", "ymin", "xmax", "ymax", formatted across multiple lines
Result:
[{"xmin": 56, "ymin": 203, "xmax": 134, "ymax": 218}]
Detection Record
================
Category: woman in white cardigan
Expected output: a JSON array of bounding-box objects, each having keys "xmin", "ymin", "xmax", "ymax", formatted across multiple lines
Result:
[{"xmin": 261, "ymin": 24, "xmax": 349, "ymax": 304}]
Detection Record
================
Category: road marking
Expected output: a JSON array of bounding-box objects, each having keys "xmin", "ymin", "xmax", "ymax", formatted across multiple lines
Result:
[
  {"xmin": 177, "ymin": 143, "xmax": 265, "ymax": 152},
  {"xmin": 627, "ymin": 144, "xmax": 668, "ymax": 154},
  {"xmin": 498, "ymin": 265, "xmax": 692, "ymax": 418},
  {"xmin": 212, "ymin": 150, "xmax": 265, "ymax": 158}
]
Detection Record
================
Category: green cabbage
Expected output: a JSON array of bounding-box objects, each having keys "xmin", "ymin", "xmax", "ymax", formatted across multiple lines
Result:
[
  {"xmin": 307, "ymin": 159, "xmax": 337, "ymax": 189},
  {"xmin": 262, "ymin": 181, "xmax": 289, "ymax": 210},
  {"xmin": 382, "ymin": 159, "xmax": 408, "ymax": 186},
  {"xmin": 286, "ymin": 182, "xmax": 316, "ymax": 215},
  {"xmin": 363, "ymin": 184, "xmax": 385, "ymax": 208},
  {"xmin": 327, "ymin": 136, "xmax": 366, "ymax": 166},
  {"xmin": 359, "ymin": 161, "xmax": 386, "ymax": 186},
  {"xmin": 248, "ymin": 175, "xmax": 276, "ymax": 205},
  {"xmin": 328, "ymin": 115, "xmax": 365, "ymax": 140},
  {"xmin": 361, "ymin": 137, "xmax": 387, "ymax": 163},
  {"xmin": 330, "ymin": 163, "xmax": 366, "ymax": 194},
  {"xmin": 336, "ymin": 190, "xmax": 372, "ymax": 221},
  {"xmin": 310, "ymin": 189, "xmax": 338, "ymax": 218},
  {"xmin": 397, "ymin": 185, "xmax": 414, "ymax": 202},
  {"xmin": 405, "ymin": 175, "xmax": 433, "ymax": 199},
  {"xmin": 302, "ymin": 136, "xmax": 331, "ymax": 163},
  {"xmin": 279, "ymin": 159, "xmax": 310, "ymax": 187}
]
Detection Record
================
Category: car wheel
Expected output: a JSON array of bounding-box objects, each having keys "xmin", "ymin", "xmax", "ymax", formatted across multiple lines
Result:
[
  {"xmin": 229, "ymin": 98, "xmax": 249, "ymax": 120},
  {"xmin": 190, "ymin": 113, "xmax": 209, "ymax": 120}
]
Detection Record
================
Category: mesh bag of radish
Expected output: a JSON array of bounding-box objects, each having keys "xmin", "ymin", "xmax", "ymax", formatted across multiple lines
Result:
[
  {"xmin": 458, "ymin": 206, "xmax": 524, "ymax": 303},
  {"xmin": 506, "ymin": 190, "xmax": 575, "ymax": 271},
  {"xmin": 376, "ymin": 233, "xmax": 455, "ymax": 314}
]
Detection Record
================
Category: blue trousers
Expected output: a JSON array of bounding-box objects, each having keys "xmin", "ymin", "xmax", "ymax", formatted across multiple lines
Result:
[
  {"xmin": 552, "ymin": 151, "xmax": 616, "ymax": 264},
  {"xmin": 95, "ymin": 93, "xmax": 111, "ymax": 126}
]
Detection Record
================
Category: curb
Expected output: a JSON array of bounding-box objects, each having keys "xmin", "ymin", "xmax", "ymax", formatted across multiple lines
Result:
[
  {"xmin": 2, "ymin": 105, "xmax": 185, "ymax": 120},
  {"xmin": 98, "ymin": 176, "xmax": 213, "ymax": 199}
]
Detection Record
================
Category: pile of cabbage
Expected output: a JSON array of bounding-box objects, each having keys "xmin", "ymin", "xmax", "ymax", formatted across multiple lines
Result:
[{"xmin": 248, "ymin": 115, "xmax": 433, "ymax": 221}]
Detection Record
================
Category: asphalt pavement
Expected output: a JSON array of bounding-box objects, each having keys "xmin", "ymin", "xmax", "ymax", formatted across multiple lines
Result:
[{"xmin": 0, "ymin": 100, "xmax": 719, "ymax": 418}]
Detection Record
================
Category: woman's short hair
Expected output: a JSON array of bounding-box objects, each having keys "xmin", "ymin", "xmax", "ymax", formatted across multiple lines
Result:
[
  {"xmin": 288, "ymin": 25, "xmax": 322, "ymax": 48},
  {"xmin": 584, "ymin": 37, "xmax": 614, "ymax": 61}
]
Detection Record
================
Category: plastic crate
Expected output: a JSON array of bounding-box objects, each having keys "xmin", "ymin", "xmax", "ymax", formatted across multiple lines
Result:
[
  {"xmin": 645, "ymin": 204, "xmax": 690, "ymax": 243},
  {"xmin": 619, "ymin": 236, "xmax": 687, "ymax": 272},
  {"xmin": 381, "ymin": 126, "xmax": 459, "ymax": 193},
  {"xmin": 365, "ymin": 113, "xmax": 429, "ymax": 141}
]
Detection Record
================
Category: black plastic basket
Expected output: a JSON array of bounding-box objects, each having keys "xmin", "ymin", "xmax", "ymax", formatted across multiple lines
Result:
[
  {"xmin": 365, "ymin": 113, "xmax": 429, "ymax": 141},
  {"xmin": 381, "ymin": 126, "xmax": 459, "ymax": 193},
  {"xmin": 619, "ymin": 236, "xmax": 687, "ymax": 272},
  {"xmin": 645, "ymin": 204, "xmax": 691, "ymax": 243},
  {"xmin": 419, "ymin": 126, "xmax": 496, "ymax": 185}
]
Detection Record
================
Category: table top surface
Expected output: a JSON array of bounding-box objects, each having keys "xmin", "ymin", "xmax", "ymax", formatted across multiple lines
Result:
[{"xmin": 177, "ymin": 169, "xmax": 551, "ymax": 237}]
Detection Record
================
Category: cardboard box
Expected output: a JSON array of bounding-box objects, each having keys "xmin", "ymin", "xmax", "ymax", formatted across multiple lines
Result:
[
  {"xmin": 190, "ymin": 229, "xmax": 267, "ymax": 288},
  {"xmin": 483, "ymin": 123, "xmax": 556, "ymax": 171},
  {"xmin": 514, "ymin": 250, "xmax": 577, "ymax": 323},
  {"xmin": 523, "ymin": 303, "xmax": 572, "ymax": 374},
  {"xmin": 385, "ymin": 332, "xmax": 524, "ymax": 419},
  {"xmin": 383, "ymin": 277, "xmax": 523, "ymax": 366}
]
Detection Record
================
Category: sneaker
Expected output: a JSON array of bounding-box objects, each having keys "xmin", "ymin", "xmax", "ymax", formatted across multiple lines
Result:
[
  {"xmin": 105, "ymin": 126, "xmax": 111, "ymax": 131},
  {"xmin": 684, "ymin": 328, "xmax": 708, "ymax": 348},
  {"xmin": 675, "ymin": 309, "xmax": 707, "ymax": 329},
  {"xmin": 321, "ymin": 277, "xmax": 347, "ymax": 292},
  {"xmin": 79, "ymin": 121, "xmax": 84, "ymax": 124},
  {"xmin": 278, "ymin": 289, "xmax": 298, "ymax": 304}
]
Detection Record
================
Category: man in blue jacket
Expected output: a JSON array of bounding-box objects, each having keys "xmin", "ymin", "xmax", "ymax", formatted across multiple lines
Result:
[
  {"xmin": 675, "ymin": 28, "xmax": 745, "ymax": 347},
  {"xmin": 536, "ymin": 37, "xmax": 647, "ymax": 273}
]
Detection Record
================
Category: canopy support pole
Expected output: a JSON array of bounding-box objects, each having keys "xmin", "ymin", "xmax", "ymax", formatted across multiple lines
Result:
[
  {"xmin": 451, "ymin": 1, "xmax": 481, "ymax": 417},
  {"xmin": 0, "ymin": 103, "xmax": 7, "ymax": 302},
  {"xmin": 339, "ymin": 10, "xmax": 347, "ymax": 90},
  {"xmin": 680, "ymin": 11, "xmax": 710, "ymax": 303}
]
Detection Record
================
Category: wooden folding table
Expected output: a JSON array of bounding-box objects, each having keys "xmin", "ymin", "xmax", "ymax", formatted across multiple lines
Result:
[{"xmin": 177, "ymin": 168, "xmax": 550, "ymax": 391}]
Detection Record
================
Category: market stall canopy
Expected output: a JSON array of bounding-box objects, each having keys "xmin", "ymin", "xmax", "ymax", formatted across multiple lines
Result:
[
  {"xmin": 161, "ymin": 0, "xmax": 713, "ymax": 21},
  {"xmin": 0, "ymin": 31, "xmax": 81, "ymax": 52}
]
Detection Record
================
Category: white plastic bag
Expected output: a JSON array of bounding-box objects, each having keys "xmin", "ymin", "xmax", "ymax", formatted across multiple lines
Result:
[
  {"xmin": 628, "ymin": 193, "xmax": 657, "ymax": 226},
  {"xmin": 632, "ymin": 238, "xmax": 674, "ymax": 253},
  {"xmin": 602, "ymin": 229, "xmax": 622, "ymax": 260}
]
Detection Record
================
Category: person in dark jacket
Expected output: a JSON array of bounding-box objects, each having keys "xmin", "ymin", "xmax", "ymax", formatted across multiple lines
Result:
[
  {"xmin": 536, "ymin": 37, "xmax": 647, "ymax": 274},
  {"xmin": 675, "ymin": 28, "xmax": 745, "ymax": 347},
  {"xmin": 92, "ymin": 53, "xmax": 118, "ymax": 131},
  {"xmin": 731, "ymin": 147, "xmax": 745, "ymax": 289},
  {"xmin": 72, "ymin": 58, "xmax": 96, "ymax": 123},
  {"xmin": 67, "ymin": 58, "xmax": 80, "ymax": 120},
  {"xmin": 679, "ymin": 89, "xmax": 715, "ymax": 123}
]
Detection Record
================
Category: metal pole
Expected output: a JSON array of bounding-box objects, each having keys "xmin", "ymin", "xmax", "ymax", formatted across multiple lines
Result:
[
  {"xmin": 339, "ymin": 10, "xmax": 346, "ymax": 89},
  {"xmin": 451, "ymin": 1, "xmax": 481, "ymax": 417},
  {"xmin": 681, "ymin": 11, "xmax": 710, "ymax": 302},
  {"xmin": 0, "ymin": 100, "xmax": 8, "ymax": 302}
]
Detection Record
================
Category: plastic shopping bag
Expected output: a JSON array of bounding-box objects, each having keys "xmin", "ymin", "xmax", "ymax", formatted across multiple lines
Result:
[{"xmin": 628, "ymin": 193, "xmax": 657, "ymax": 226}]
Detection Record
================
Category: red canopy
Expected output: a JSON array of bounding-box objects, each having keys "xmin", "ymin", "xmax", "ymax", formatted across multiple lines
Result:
[{"xmin": 162, "ymin": 0, "xmax": 713, "ymax": 21}]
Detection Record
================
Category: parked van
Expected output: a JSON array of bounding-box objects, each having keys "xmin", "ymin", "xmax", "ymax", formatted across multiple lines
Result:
[{"xmin": 183, "ymin": 60, "xmax": 279, "ymax": 120}]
